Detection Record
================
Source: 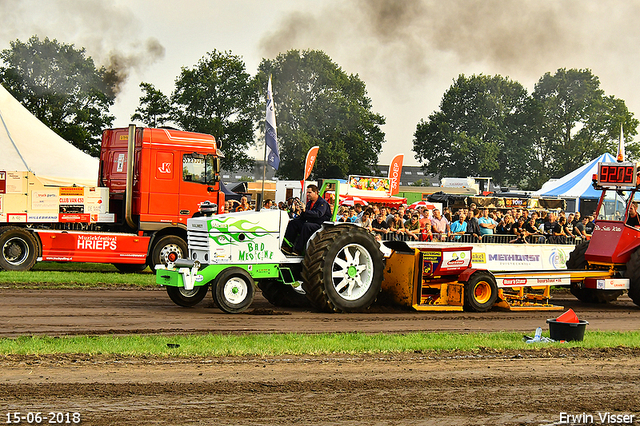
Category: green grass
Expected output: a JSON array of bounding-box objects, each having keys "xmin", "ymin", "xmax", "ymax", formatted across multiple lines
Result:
[
  {"xmin": 1, "ymin": 331, "xmax": 639, "ymax": 357},
  {"xmin": 0, "ymin": 262, "xmax": 155, "ymax": 288}
]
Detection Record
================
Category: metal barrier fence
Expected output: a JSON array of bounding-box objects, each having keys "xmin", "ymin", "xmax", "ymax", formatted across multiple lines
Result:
[{"xmin": 373, "ymin": 230, "xmax": 583, "ymax": 246}]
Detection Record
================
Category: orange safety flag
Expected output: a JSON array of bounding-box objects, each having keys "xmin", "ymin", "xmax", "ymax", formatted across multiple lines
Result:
[{"xmin": 388, "ymin": 154, "xmax": 404, "ymax": 195}]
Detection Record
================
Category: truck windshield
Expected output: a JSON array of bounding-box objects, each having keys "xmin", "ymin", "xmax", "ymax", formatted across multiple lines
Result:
[
  {"xmin": 183, "ymin": 153, "xmax": 218, "ymax": 185},
  {"xmin": 597, "ymin": 190, "xmax": 630, "ymax": 221}
]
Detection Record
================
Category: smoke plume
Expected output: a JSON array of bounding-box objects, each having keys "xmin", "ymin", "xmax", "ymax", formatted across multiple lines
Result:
[
  {"xmin": 260, "ymin": 0, "xmax": 640, "ymax": 95},
  {"xmin": 0, "ymin": 0, "xmax": 165, "ymax": 95}
]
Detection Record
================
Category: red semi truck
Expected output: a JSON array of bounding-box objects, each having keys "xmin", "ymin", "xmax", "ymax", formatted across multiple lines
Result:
[{"xmin": 0, "ymin": 125, "xmax": 224, "ymax": 272}]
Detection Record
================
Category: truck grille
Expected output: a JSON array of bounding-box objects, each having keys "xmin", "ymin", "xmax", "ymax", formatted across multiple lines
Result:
[{"xmin": 187, "ymin": 229, "xmax": 209, "ymax": 250}]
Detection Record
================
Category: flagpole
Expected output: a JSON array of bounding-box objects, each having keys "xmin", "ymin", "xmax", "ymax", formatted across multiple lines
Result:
[
  {"xmin": 261, "ymin": 76, "xmax": 270, "ymax": 209},
  {"xmin": 260, "ymin": 129, "xmax": 267, "ymax": 209},
  {"xmin": 263, "ymin": 75, "xmax": 280, "ymax": 208}
]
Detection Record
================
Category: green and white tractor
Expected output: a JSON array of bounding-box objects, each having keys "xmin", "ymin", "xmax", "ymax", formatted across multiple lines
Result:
[{"xmin": 156, "ymin": 180, "xmax": 384, "ymax": 313}]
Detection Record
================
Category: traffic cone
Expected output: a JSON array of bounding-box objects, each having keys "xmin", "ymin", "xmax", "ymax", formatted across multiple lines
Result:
[{"xmin": 556, "ymin": 308, "xmax": 579, "ymax": 323}]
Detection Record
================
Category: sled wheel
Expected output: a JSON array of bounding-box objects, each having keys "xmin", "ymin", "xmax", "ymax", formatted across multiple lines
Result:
[
  {"xmin": 626, "ymin": 249, "xmax": 640, "ymax": 307},
  {"xmin": 150, "ymin": 235, "xmax": 187, "ymax": 271},
  {"xmin": 258, "ymin": 280, "xmax": 310, "ymax": 308},
  {"xmin": 464, "ymin": 271, "xmax": 498, "ymax": 312},
  {"xmin": 0, "ymin": 227, "xmax": 38, "ymax": 271},
  {"xmin": 568, "ymin": 241, "xmax": 623, "ymax": 303},
  {"xmin": 302, "ymin": 225, "xmax": 384, "ymax": 312},
  {"xmin": 166, "ymin": 285, "xmax": 209, "ymax": 307},
  {"xmin": 214, "ymin": 268, "xmax": 255, "ymax": 313},
  {"xmin": 113, "ymin": 263, "xmax": 148, "ymax": 273}
]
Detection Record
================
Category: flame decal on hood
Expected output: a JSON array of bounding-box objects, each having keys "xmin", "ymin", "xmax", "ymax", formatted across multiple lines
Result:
[{"xmin": 206, "ymin": 217, "xmax": 271, "ymax": 246}]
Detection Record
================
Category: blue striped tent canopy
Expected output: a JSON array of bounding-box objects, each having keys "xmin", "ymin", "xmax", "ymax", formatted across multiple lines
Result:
[{"xmin": 532, "ymin": 153, "xmax": 616, "ymax": 199}]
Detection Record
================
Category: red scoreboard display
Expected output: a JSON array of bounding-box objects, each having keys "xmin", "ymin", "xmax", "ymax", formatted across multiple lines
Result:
[{"xmin": 597, "ymin": 162, "xmax": 637, "ymax": 187}]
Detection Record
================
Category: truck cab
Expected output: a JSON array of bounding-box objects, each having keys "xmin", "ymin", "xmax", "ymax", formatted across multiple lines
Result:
[{"xmin": 99, "ymin": 127, "xmax": 224, "ymax": 231}]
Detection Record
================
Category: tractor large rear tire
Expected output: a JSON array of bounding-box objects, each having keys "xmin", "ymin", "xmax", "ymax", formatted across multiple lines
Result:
[
  {"xmin": 302, "ymin": 225, "xmax": 384, "ymax": 312},
  {"xmin": 258, "ymin": 280, "xmax": 310, "ymax": 308},
  {"xmin": 625, "ymin": 249, "xmax": 640, "ymax": 307},
  {"xmin": 567, "ymin": 241, "xmax": 623, "ymax": 303}
]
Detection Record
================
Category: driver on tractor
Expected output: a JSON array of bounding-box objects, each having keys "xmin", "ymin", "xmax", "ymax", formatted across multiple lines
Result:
[{"xmin": 282, "ymin": 184, "xmax": 332, "ymax": 256}]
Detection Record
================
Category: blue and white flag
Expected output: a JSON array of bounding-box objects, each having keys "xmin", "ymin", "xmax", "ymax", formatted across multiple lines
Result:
[{"xmin": 265, "ymin": 76, "xmax": 280, "ymax": 169}]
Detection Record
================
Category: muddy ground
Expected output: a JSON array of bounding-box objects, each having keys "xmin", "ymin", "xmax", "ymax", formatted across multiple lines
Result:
[
  {"xmin": 1, "ymin": 288, "xmax": 639, "ymax": 337},
  {"xmin": 0, "ymin": 288, "xmax": 639, "ymax": 425}
]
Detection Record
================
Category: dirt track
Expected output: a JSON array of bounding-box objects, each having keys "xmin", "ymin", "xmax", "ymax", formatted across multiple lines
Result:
[
  {"xmin": 1, "ymin": 288, "xmax": 639, "ymax": 337},
  {"xmin": 1, "ymin": 288, "xmax": 639, "ymax": 425}
]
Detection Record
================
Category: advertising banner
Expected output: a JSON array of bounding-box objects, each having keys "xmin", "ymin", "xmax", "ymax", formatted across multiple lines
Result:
[
  {"xmin": 348, "ymin": 175, "xmax": 390, "ymax": 192},
  {"xmin": 388, "ymin": 154, "xmax": 403, "ymax": 195},
  {"xmin": 303, "ymin": 146, "xmax": 319, "ymax": 181}
]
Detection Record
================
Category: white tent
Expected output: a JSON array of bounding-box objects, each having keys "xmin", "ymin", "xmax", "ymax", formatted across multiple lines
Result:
[
  {"xmin": 532, "ymin": 153, "xmax": 616, "ymax": 199},
  {"xmin": 0, "ymin": 84, "xmax": 98, "ymax": 187}
]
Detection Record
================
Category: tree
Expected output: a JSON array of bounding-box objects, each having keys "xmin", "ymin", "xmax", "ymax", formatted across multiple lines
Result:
[
  {"xmin": 413, "ymin": 74, "xmax": 529, "ymax": 186},
  {"xmin": 131, "ymin": 82, "xmax": 173, "ymax": 127},
  {"xmin": 528, "ymin": 68, "xmax": 639, "ymax": 188},
  {"xmin": 172, "ymin": 50, "xmax": 260, "ymax": 170},
  {"xmin": 0, "ymin": 36, "xmax": 115, "ymax": 156},
  {"xmin": 258, "ymin": 50, "xmax": 385, "ymax": 180}
]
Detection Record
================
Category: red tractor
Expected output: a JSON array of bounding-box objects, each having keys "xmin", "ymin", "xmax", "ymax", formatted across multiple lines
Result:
[{"xmin": 567, "ymin": 161, "xmax": 640, "ymax": 306}]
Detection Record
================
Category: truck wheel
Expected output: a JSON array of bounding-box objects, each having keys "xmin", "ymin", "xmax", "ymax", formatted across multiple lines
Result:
[
  {"xmin": 149, "ymin": 235, "xmax": 187, "ymax": 271},
  {"xmin": 625, "ymin": 249, "xmax": 640, "ymax": 307},
  {"xmin": 113, "ymin": 263, "xmax": 148, "ymax": 273},
  {"xmin": 0, "ymin": 227, "xmax": 38, "ymax": 271},
  {"xmin": 214, "ymin": 268, "xmax": 255, "ymax": 313},
  {"xmin": 258, "ymin": 280, "xmax": 310, "ymax": 308},
  {"xmin": 568, "ymin": 241, "xmax": 623, "ymax": 303},
  {"xmin": 464, "ymin": 271, "xmax": 498, "ymax": 312},
  {"xmin": 302, "ymin": 225, "xmax": 384, "ymax": 312},
  {"xmin": 166, "ymin": 285, "xmax": 209, "ymax": 307}
]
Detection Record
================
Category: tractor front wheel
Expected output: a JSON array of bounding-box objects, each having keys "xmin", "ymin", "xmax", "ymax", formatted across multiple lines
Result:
[
  {"xmin": 214, "ymin": 268, "xmax": 255, "ymax": 313},
  {"xmin": 166, "ymin": 285, "xmax": 209, "ymax": 307}
]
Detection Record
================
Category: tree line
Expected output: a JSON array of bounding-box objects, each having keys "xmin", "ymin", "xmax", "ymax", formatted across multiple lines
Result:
[
  {"xmin": 1, "ymin": 36, "xmax": 637, "ymax": 188},
  {"xmin": 413, "ymin": 72, "xmax": 639, "ymax": 189}
]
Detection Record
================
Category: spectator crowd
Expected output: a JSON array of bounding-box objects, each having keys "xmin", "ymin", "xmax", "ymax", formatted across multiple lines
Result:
[
  {"xmin": 223, "ymin": 195, "xmax": 595, "ymax": 245},
  {"xmin": 338, "ymin": 203, "xmax": 594, "ymax": 244}
]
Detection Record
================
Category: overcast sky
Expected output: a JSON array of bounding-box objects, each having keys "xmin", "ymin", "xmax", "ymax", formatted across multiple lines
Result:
[{"xmin": 2, "ymin": 0, "xmax": 640, "ymax": 166}]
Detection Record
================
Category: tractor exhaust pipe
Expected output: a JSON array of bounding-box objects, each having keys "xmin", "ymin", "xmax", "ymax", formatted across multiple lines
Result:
[{"xmin": 124, "ymin": 124, "xmax": 136, "ymax": 229}]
